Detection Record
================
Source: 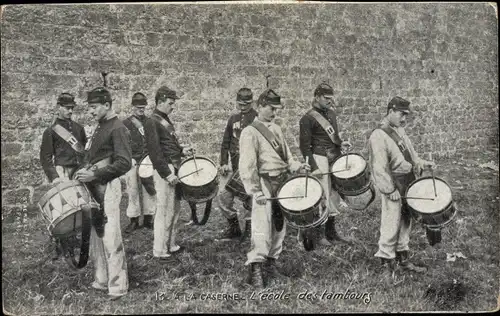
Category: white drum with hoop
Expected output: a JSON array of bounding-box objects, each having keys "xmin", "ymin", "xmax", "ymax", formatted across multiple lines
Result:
[
  {"xmin": 38, "ymin": 180, "xmax": 99, "ymax": 237},
  {"xmin": 138, "ymin": 155, "xmax": 154, "ymax": 179},
  {"xmin": 405, "ymin": 176, "xmax": 457, "ymax": 228},
  {"xmin": 276, "ymin": 175, "xmax": 328, "ymax": 229},
  {"xmin": 178, "ymin": 156, "xmax": 219, "ymax": 203}
]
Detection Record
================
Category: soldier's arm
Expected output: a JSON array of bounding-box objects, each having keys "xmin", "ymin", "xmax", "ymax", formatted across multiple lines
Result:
[
  {"xmin": 369, "ymin": 130, "xmax": 397, "ymax": 194},
  {"xmin": 40, "ymin": 129, "xmax": 59, "ymax": 182},
  {"xmin": 93, "ymin": 126, "xmax": 132, "ymax": 183},
  {"xmin": 299, "ymin": 115, "xmax": 319, "ymax": 172},
  {"xmin": 239, "ymin": 127, "xmax": 262, "ymax": 196},
  {"xmin": 220, "ymin": 116, "xmax": 233, "ymax": 166},
  {"xmin": 144, "ymin": 119, "xmax": 172, "ymax": 179}
]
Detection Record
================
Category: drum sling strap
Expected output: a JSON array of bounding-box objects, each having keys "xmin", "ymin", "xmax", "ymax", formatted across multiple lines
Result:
[
  {"xmin": 250, "ymin": 121, "xmax": 290, "ymax": 232},
  {"xmin": 52, "ymin": 124, "xmax": 85, "ymax": 167},
  {"xmin": 379, "ymin": 126, "xmax": 416, "ymax": 224},
  {"xmin": 130, "ymin": 116, "xmax": 145, "ymax": 136},
  {"xmin": 307, "ymin": 110, "xmax": 342, "ymax": 146}
]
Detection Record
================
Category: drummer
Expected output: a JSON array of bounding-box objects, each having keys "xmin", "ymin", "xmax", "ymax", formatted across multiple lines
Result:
[
  {"xmin": 239, "ymin": 89, "xmax": 310, "ymax": 288},
  {"xmin": 368, "ymin": 96, "xmax": 436, "ymax": 274},
  {"xmin": 217, "ymin": 87, "xmax": 258, "ymax": 240},
  {"xmin": 74, "ymin": 87, "xmax": 131, "ymax": 300},
  {"xmin": 122, "ymin": 92, "xmax": 156, "ymax": 233},
  {"xmin": 39, "ymin": 92, "xmax": 88, "ymax": 260},
  {"xmin": 143, "ymin": 86, "xmax": 194, "ymax": 261},
  {"xmin": 299, "ymin": 82, "xmax": 352, "ymax": 246}
]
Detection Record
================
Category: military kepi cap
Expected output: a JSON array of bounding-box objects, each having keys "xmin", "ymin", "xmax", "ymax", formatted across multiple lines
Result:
[
  {"xmin": 57, "ymin": 93, "xmax": 76, "ymax": 107},
  {"xmin": 236, "ymin": 88, "xmax": 253, "ymax": 103},
  {"xmin": 87, "ymin": 87, "xmax": 112, "ymax": 104},
  {"xmin": 258, "ymin": 89, "xmax": 283, "ymax": 109},
  {"xmin": 388, "ymin": 96, "xmax": 411, "ymax": 114},
  {"xmin": 156, "ymin": 86, "xmax": 182, "ymax": 102},
  {"xmin": 314, "ymin": 83, "xmax": 334, "ymax": 97},
  {"xmin": 132, "ymin": 92, "xmax": 148, "ymax": 107}
]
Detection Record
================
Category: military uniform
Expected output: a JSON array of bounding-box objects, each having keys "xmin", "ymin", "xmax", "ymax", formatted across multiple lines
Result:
[
  {"xmin": 143, "ymin": 86, "xmax": 188, "ymax": 259},
  {"xmin": 39, "ymin": 93, "xmax": 87, "ymax": 260},
  {"xmin": 239, "ymin": 89, "xmax": 304, "ymax": 288},
  {"xmin": 82, "ymin": 87, "xmax": 132, "ymax": 298},
  {"xmin": 218, "ymin": 88, "xmax": 258, "ymax": 239},
  {"xmin": 299, "ymin": 83, "xmax": 348, "ymax": 245},
  {"xmin": 122, "ymin": 93, "xmax": 156, "ymax": 232},
  {"xmin": 368, "ymin": 97, "xmax": 435, "ymax": 273}
]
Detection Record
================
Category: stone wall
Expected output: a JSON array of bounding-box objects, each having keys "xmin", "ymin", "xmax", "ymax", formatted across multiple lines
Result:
[{"xmin": 1, "ymin": 3, "xmax": 498, "ymax": 216}]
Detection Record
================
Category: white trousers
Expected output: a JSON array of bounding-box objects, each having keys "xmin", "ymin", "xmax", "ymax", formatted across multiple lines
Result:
[
  {"xmin": 313, "ymin": 154, "xmax": 341, "ymax": 217},
  {"xmin": 124, "ymin": 159, "xmax": 156, "ymax": 218},
  {"xmin": 245, "ymin": 177, "xmax": 286, "ymax": 265},
  {"xmin": 374, "ymin": 191, "xmax": 412, "ymax": 259},
  {"xmin": 152, "ymin": 170, "xmax": 181, "ymax": 257},
  {"xmin": 89, "ymin": 178, "xmax": 129, "ymax": 296}
]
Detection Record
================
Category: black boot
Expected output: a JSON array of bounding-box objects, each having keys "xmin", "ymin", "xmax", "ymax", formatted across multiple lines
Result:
[
  {"xmin": 325, "ymin": 216, "xmax": 351, "ymax": 244},
  {"xmin": 380, "ymin": 257, "xmax": 396, "ymax": 278},
  {"xmin": 143, "ymin": 215, "xmax": 154, "ymax": 230},
  {"xmin": 246, "ymin": 263, "xmax": 264, "ymax": 289},
  {"xmin": 240, "ymin": 220, "xmax": 251, "ymax": 242},
  {"xmin": 125, "ymin": 217, "xmax": 140, "ymax": 234},
  {"xmin": 217, "ymin": 217, "xmax": 241, "ymax": 240},
  {"xmin": 426, "ymin": 227, "xmax": 442, "ymax": 246},
  {"xmin": 396, "ymin": 250, "xmax": 427, "ymax": 273}
]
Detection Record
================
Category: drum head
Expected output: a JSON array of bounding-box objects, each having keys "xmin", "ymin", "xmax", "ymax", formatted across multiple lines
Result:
[
  {"xmin": 277, "ymin": 176, "xmax": 323, "ymax": 212},
  {"xmin": 331, "ymin": 154, "xmax": 367, "ymax": 179},
  {"xmin": 178, "ymin": 157, "xmax": 218, "ymax": 187},
  {"xmin": 138, "ymin": 156, "xmax": 154, "ymax": 178},
  {"xmin": 406, "ymin": 178, "xmax": 453, "ymax": 214}
]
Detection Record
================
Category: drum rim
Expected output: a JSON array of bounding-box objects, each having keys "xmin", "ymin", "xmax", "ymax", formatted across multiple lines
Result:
[
  {"xmin": 404, "ymin": 175, "xmax": 454, "ymax": 214},
  {"xmin": 276, "ymin": 174, "xmax": 324, "ymax": 211},
  {"xmin": 284, "ymin": 205, "xmax": 329, "ymax": 229},
  {"xmin": 137, "ymin": 155, "xmax": 153, "ymax": 177},
  {"xmin": 39, "ymin": 180, "xmax": 86, "ymax": 209},
  {"xmin": 331, "ymin": 152, "xmax": 368, "ymax": 181},
  {"xmin": 413, "ymin": 202, "xmax": 457, "ymax": 228},
  {"xmin": 178, "ymin": 155, "xmax": 219, "ymax": 185}
]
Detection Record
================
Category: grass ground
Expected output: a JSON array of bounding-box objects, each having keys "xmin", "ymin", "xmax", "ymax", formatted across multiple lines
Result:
[{"xmin": 2, "ymin": 147, "xmax": 499, "ymax": 314}]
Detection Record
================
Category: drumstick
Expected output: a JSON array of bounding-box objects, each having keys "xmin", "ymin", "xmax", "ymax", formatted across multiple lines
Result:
[
  {"xmin": 429, "ymin": 152, "xmax": 437, "ymax": 197},
  {"xmin": 305, "ymin": 157, "xmax": 309, "ymax": 197},
  {"xmin": 178, "ymin": 168, "xmax": 204, "ymax": 180},
  {"xmin": 267, "ymin": 196, "xmax": 305, "ymax": 201},
  {"xmin": 192, "ymin": 153, "xmax": 199, "ymax": 174},
  {"xmin": 402, "ymin": 196, "xmax": 435, "ymax": 201},
  {"xmin": 345, "ymin": 153, "xmax": 349, "ymax": 170}
]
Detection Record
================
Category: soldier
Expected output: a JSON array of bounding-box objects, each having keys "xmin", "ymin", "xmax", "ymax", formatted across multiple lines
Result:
[
  {"xmin": 40, "ymin": 92, "xmax": 87, "ymax": 260},
  {"xmin": 74, "ymin": 87, "xmax": 131, "ymax": 300},
  {"xmin": 368, "ymin": 96, "xmax": 436, "ymax": 275},
  {"xmin": 239, "ymin": 89, "xmax": 310, "ymax": 288},
  {"xmin": 143, "ymin": 86, "xmax": 194, "ymax": 260},
  {"xmin": 299, "ymin": 83, "xmax": 352, "ymax": 246},
  {"xmin": 122, "ymin": 92, "xmax": 156, "ymax": 233},
  {"xmin": 217, "ymin": 88, "xmax": 258, "ymax": 240}
]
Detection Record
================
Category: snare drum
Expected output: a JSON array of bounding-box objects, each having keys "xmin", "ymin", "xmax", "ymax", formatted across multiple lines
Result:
[
  {"xmin": 276, "ymin": 175, "xmax": 328, "ymax": 229},
  {"xmin": 330, "ymin": 152, "xmax": 375, "ymax": 210},
  {"xmin": 137, "ymin": 155, "xmax": 154, "ymax": 179},
  {"xmin": 225, "ymin": 170, "xmax": 251, "ymax": 201},
  {"xmin": 405, "ymin": 176, "xmax": 457, "ymax": 228},
  {"xmin": 38, "ymin": 180, "xmax": 99, "ymax": 237},
  {"xmin": 178, "ymin": 156, "xmax": 220, "ymax": 203}
]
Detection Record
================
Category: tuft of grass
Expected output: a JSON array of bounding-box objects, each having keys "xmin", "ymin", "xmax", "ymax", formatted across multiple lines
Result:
[{"xmin": 2, "ymin": 148, "xmax": 499, "ymax": 314}]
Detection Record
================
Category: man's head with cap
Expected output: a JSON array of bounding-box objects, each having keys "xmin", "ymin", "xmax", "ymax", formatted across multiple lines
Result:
[
  {"xmin": 87, "ymin": 87, "xmax": 113, "ymax": 122},
  {"xmin": 256, "ymin": 89, "xmax": 283, "ymax": 122},
  {"xmin": 155, "ymin": 86, "xmax": 182, "ymax": 115},
  {"xmin": 131, "ymin": 92, "xmax": 148, "ymax": 117},
  {"xmin": 57, "ymin": 92, "xmax": 76, "ymax": 120},
  {"xmin": 386, "ymin": 96, "xmax": 411, "ymax": 127},
  {"xmin": 313, "ymin": 82, "xmax": 335, "ymax": 110},
  {"xmin": 236, "ymin": 87, "xmax": 254, "ymax": 113}
]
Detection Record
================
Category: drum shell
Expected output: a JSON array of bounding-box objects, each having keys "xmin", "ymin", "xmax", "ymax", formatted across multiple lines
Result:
[
  {"xmin": 225, "ymin": 170, "xmax": 250, "ymax": 201},
  {"xmin": 179, "ymin": 157, "xmax": 219, "ymax": 204},
  {"xmin": 331, "ymin": 153, "xmax": 371, "ymax": 196},
  {"xmin": 277, "ymin": 175, "xmax": 327, "ymax": 229},
  {"xmin": 404, "ymin": 176, "xmax": 457, "ymax": 228},
  {"xmin": 38, "ymin": 180, "xmax": 98, "ymax": 237},
  {"xmin": 137, "ymin": 155, "xmax": 153, "ymax": 180}
]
